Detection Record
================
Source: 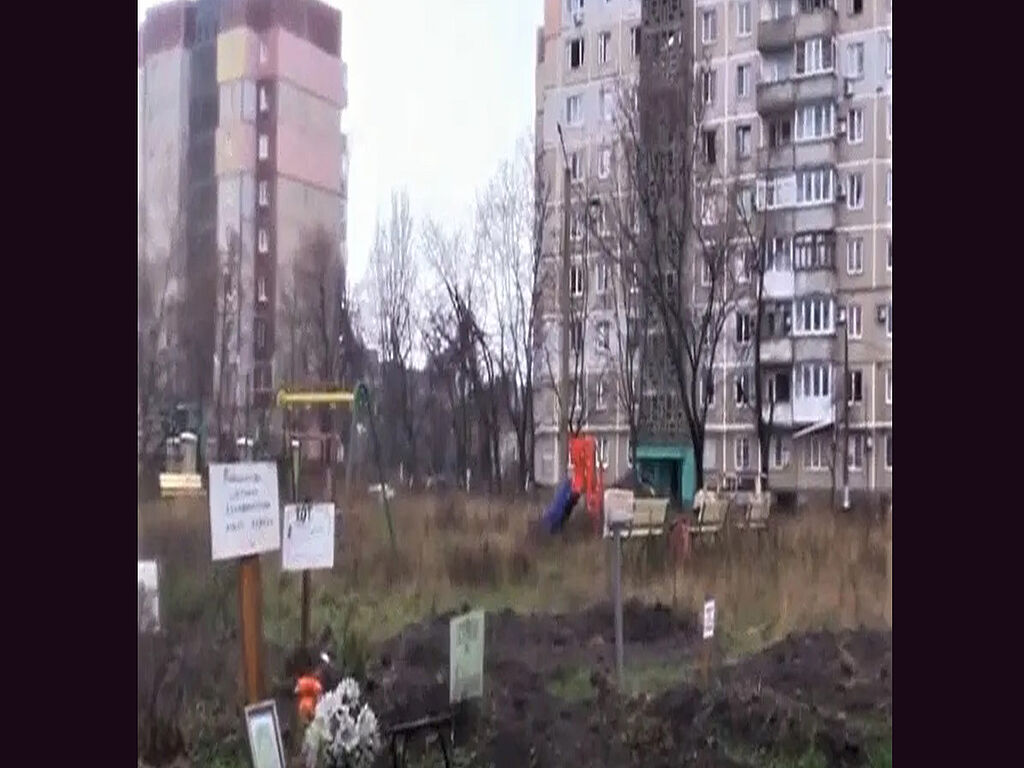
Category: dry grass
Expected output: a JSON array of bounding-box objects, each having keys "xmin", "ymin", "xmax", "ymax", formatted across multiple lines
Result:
[{"xmin": 139, "ymin": 490, "xmax": 891, "ymax": 659}]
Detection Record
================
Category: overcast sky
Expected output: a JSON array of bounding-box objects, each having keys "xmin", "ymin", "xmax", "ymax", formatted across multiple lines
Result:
[{"xmin": 138, "ymin": 0, "xmax": 543, "ymax": 285}]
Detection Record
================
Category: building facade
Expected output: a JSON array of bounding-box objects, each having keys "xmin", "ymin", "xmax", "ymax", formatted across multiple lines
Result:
[
  {"xmin": 139, "ymin": 0, "xmax": 349, "ymax": 452},
  {"xmin": 534, "ymin": 0, "xmax": 891, "ymax": 500}
]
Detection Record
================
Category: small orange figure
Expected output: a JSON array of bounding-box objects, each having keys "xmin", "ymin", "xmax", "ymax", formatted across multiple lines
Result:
[{"xmin": 295, "ymin": 674, "xmax": 323, "ymax": 723}]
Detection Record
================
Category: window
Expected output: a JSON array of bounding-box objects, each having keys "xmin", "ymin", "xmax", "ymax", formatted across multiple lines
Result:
[
  {"xmin": 737, "ymin": 250, "xmax": 752, "ymax": 283},
  {"xmin": 257, "ymin": 275, "xmax": 268, "ymax": 302},
  {"xmin": 770, "ymin": 437, "xmax": 789, "ymax": 470},
  {"xmin": 736, "ymin": 125, "xmax": 752, "ymax": 160},
  {"xmin": 767, "ymin": 117, "xmax": 792, "ymax": 148},
  {"xmin": 886, "ymin": 102, "xmax": 892, "ymax": 140},
  {"xmin": 735, "ymin": 437, "xmax": 751, "ymax": 471},
  {"xmin": 702, "ymin": 9, "xmax": 717, "ymax": 43},
  {"xmin": 768, "ymin": 371, "xmax": 791, "ymax": 403},
  {"xmin": 258, "ymin": 180, "xmax": 269, "ymax": 207},
  {"xmin": 702, "ymin": 69, "xmax": 716, "ymax": 104},
  {"xmin": 259, "ymin": 86, "xmax": 269, "ymax": 112},
  {"xmin": 566, "ymin": 94, "xmax": 582, "ymax": 125},
  {"xmin": 258, "ymin": 134, "xmax": 269, "ymax": 160},
  {"xmin": 700, "ymin": 368, "xmax": 715, "ymax": 406},
  {"xmin": 794, "ymin": 232, "xmax": 834, "ymax": 270},
  {"xmin": 847, "ymin": 369, "xmax": 863, "ymax": 404},
  {"xmin": 570, "ymin": 320, "xmax": 583, "ymax": 352},
  {"xmin": 735, "ymin": 313, "xmax": 752, "ymax": 344},
  {"xmin": 884, "ymin": 433, "xmax": 892, "ymax": 470},
  {"xmin": 596, "ymin": 260, "xmax": 609, "ymax": 293},
  {"xmin": 767, "ymin": 0, "xmax": 794, "ymax": 20},
  {"xmin": 796, "ymin": 168, "xmax": 833, "ymax": 205},
  {"xmin": 570, "ymin": 151, "xmax": 583, "ymax": 181},
  {"xmin": 886, "ymin": 35, "xmax": 892, "ymax": 75},
  {"xmin": 794, "ymin": 297, "xmax": 833, "ymax": 334},
  {"xmin": 567, "ymin": 0, "xmax": 584, "ymax": 13},
  {"xmin": 598, "ymin": 31, "xmax": 611, "ymax": 63},
  {"xmin": 567, "ymin": 37, "xmax": 585, "ymax": 70},
  {"xmin": 569, "ymin": 264, "xmax": 584, "ymax": 296},
  {"xmin": 598, "ymin": 148, "xmax": 611, "ymax": 178},
  {"xmin": 848, "ymin": 304, "xmax": 862, "ymax": 339},
  {"xmin": 886, "ymin": 237, "xmax": 892, "ymax": 270},
  {"xmin": 847, "ymin": 172, "xmax": 864, "ymax": 210},
  {"xmin": 596, "ymin": 378, "xmax": 608, "ymax": 411},
  {"xmin": 257, "ymin": 228, "xmax": 269, "ymax": 253},
  {"xmin": 702, "ymin": 129, "xmax": 717, "ymax": 165},
  {"xmin": 795, "ymin": 102, "xmax": 834, "ymax": 141},
  {"xmin": 804, "ymin": 437, "xmax": 828, "ymax": 470},
  {"xmin": 765, "ymin": 236, "xmax": 792, "ymax": 272},
  {"xmin": 847, "ymin": 42, "xmax": 864, "ymax": 79},
  {"xmin": 847, "ymin": 434, "xmax": 864, "ymax": 471},
  {"xmin": 631, "ymin": 26, "xmax": 641, "ymax": 59},
  {"xmin": 796, "ymin": 363, "xmax": 831, "ymax": 398},
  {"xmin": 849, "ymin": 0, "xmax": 863, "ymax": 13},
  {"xmin": 885, "ymin": 367, "xmax": 892, "ymax": 404},
  {"xmin": 796, "ymin": 37, "xmax": 833, "ymax": 75},
  {"xmin": 846, "ymin": 238, "xmax": 863, "ymax": 275},
  {"xmin": 601, "ymin": 88, "xmax": 614, "ymax": 122},
  {"xmin": 736, "ymin": 63, "xmax": 750, "ymax": 98},
  {"xmin": 886, "ymin": 169, "xmax": 892, "ymax": 206},
  {"xmin": 735, "ymin": 370, "xmax": 750, "ymax": 405},
  {"xmin": 597, "ymin": 321, "xmax": 610, "ymax": 351},
  {"xmin": 847, "ymin": 108, "xmax": 864, "ymax": 144},
  {"xmin": 737, "ymin": 2, "xmax": 752, "ymax": 36},
  {"xmin": 886, "ymin": 302, "xmax": 892, "ymax": 337}
]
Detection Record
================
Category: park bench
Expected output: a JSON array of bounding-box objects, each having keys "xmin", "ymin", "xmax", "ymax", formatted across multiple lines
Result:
[
  {"xmin": 691, "ymin": 489, "xmax": 727, "ymax": 537},
  {"xmin": 602, "ymin": 489, "xmax": 669, "ymax": 540}
]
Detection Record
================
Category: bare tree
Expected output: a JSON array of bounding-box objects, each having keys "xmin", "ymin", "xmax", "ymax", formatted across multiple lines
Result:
[{"xmin": 475, "ymin": 134, "xmax": 551, "ymax": 490}]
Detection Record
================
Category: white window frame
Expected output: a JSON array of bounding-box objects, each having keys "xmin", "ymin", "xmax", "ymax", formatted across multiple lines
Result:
[
  {"xmin": 886, "ymin": 237, "xmax": 892, "ymax": 271},
  {"xmin": 886, "ymin": 35, "xmax": 892, "ymax": 75},
  {"xmin": 601, "ymin": 88, "xmax": 614, "ymax": 122},
  {"xmin": 795, "ymin": 362, "xmax": 831, "ymax": 398},
  {"xmin": 847, "ymin": 434, "xmax": 864, "ymax": 471},
  {"xmin": 257, "ymin": 275, "xmax": 268, "ymax": 303},
  {"xmin": 631, "ymin": 26, "xmax": 641, "ymax": 59},
  {"xmin": 734, "ymin": 436, "xmax": 750, "ymax": 471},
  {"xmin": 848, "ymin": 107, "xmax": 864, "ymax": 145},
  {"xmin": 885, "ymin": 367, "xmax": 892, "ymax": 404},
  {"xmin": 598, "ymin": 436, "xmax": 610, "ymax": 468},
  {"xmin": 770, "ymin": 436, "xmax": 789, "ymax": 470},
  {"xmin": 846, "ymin": 238, "xmax": 863, "ymax": 275},
  {"xmin": 567, "ymin": 36, "xmax": 585, "ymax": 70},
  {"xmin": 735, "ymin": 369, "xmax": 750, "ymax": 405},
  {"xmin": 570, "ymin": 319, "xmax": 583, "ymax": 352},
  {"xmin": 795, "ymin": 102, "xmax": 834, "ymax": 142},
  {"xmin": 258, "ymin": 134, "xmax": 269, "ymax": 160},
  {"xmin": 737, "ymin": 2, "xmax": 752, "ymax": 37},
  {"xmin": 847, "ymin": 172, "xmax": 864, "ymax": 210},
  {"xmin": 597, "ymin": 320, "xmax": 610, "ymax": 351},
  {"xmin": 596, "ymin": 260, "xmax": 609, "ymax": 293},
  {"xmin": 736, "ymin": 63, "xmax": 750, "ymax": 98},
  {"xmin": 702, "ymin": 68, "xmax": 716, "ymax": 105},
  {"xmin": 795, "ymin": 167, "xmax": 834, "ymax": 206},
  {"xmin": 702, "ymin": 9, "xmax": 718, "ymax": 44},
  {"xmin": 884, "ymin": 433, "xmax": 892, "ymax": 471},
  {"xmin": 258, "ymin": 181, "xmax": 269, "ymax": 207},
  {"xmin": 259, "ymin": 86, "xmax": 269, "ymax": 113},
  {"xmin": 736, "ymin": 124, "xmax": 752, "ymax": 160},
  {"xmin": 570, "ymin": 151, "xmax": 583, "ymax": 181},
  {"xmin": 257, "ymin": 228, "xmax": 269, "ymax": 254},
  {"xmin": 596, "ymin": 378, "xmax": 608, "ymax": 410},
  {"xmin": 804, "ymin": 436, "xmax": 828, "ymax": 471},
  {"xmin": 735, "ymin": 313, "xmax": 752, "ymax": 344},
  {"xmin": 566, "ymin": 94, "xmax": 582, "ymax": 126},
  {"xmin": 598, "ymin": 30, "xmax": 611, "ymax": 64},
  {"xmin": 793, "ymin": 297, "xmax": 834, "ymax": 336},
  {"xmin": 847, "ymin": 368, "xmax": 863, "ymax": 404},
  {"xmin": 797, "ymin": 37, "xmax": 834, "ymax": 76},
  {"xmin": 569, "ymin": 264, "xmax": 584, "ymax": 296},
  {"xmin": 886, "ymin": 302, "xmax": 892, "ymax": 337},
  {"xmin": 848, "ymin": 304, "xmax": 862, "ymax": 339},
  {"xmin": 598, "ymin": 148, "xmax": 611, "ymax": 179},
  {"xmin": 847, "ymin": 42, "xmax": 865, "ymax": 79}
]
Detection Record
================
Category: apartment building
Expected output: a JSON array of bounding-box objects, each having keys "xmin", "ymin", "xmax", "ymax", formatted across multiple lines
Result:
[
  {"xmin": 533, "ymin": 0, "xmax": 643, "ymax": 487},
  {"xmin": 534, "ymin": 0, "xmax": 891, "ymax": 501},
  {"xmin": 139, "ymin": 0, "xmax": 349, "ymax": 451}
]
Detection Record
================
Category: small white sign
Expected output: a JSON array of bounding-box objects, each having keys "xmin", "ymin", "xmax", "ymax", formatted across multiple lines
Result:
[
  {"xmin": 138, "ymin": 560, "xmax": 160, "ymax": 632},
  {"xmin": 703, "ymin": 598, "xmax": 716, "ymax": 640},
  {"xmin": 281, "ymin": 503, "xmax": 336, "ymax": 572},
  {"xmin": 208, "ymin": 462, "xmax": 281, "ymax": 561},
  {"xmin": 244, "ymin": 700, "xmax": 287, "ymax": 768},
  {"xmin": 450, "ymin": 609, "xmax": 485, "ymax": 703}
]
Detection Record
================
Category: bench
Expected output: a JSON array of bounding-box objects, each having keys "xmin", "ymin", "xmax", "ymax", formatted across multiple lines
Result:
[
  {"xmin": 602, "ymin": 490, "xmax": 669, "ymax": 539},
  {"xmin": 692, "ymin": 490, "xmax": 727, "ymax": 537}
]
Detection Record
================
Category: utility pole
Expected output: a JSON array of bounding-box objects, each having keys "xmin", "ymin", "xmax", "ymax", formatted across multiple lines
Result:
[{"xmin": 557, "ymin": 124, "xmax": 572, "ymax": 477}]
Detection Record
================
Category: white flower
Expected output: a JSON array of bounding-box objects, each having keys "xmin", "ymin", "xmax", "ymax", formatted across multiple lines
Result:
[
  {"xmin": 335, "ymin": 708, "xmax": 359, "ymax": 753},
  {"xmin": 356, "ymin": 704, "xmax": 379, "ymax": 744},
  {"xmin": 337, "ymin": 677, "xmax": 361, "ymax": 705}
]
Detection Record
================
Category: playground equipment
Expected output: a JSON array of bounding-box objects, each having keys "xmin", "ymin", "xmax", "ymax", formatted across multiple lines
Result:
[{"xmin": 568, "ymin": 435, "xmax": 605, "ymax": 532}]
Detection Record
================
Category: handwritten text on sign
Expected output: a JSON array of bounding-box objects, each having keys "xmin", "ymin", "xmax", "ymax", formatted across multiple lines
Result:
[
  {"xmin": 209, "ymin": 462, "xmax": 281, "ymax": 561},
  {"xmin": 281, "ymin": 503, "xmax": 336, "ymax": 572},
  {"xmin": 450, "ymin": 609, "xmax": 485, "ymax": 703},
  {"xmin": 703, "ymin": 599, "xmax": 716, "ymax": 640}
]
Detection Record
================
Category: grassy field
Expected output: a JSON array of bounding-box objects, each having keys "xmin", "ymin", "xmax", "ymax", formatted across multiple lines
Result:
[{"xmin": 140, "ymin": 490, "xmax": 891, "ymax": 664}]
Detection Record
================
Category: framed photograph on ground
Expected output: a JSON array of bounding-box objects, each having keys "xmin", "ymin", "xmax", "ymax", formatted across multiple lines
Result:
[{"xmin": 244, "ymin": 700, "xmax": 286, "ymax": 768}]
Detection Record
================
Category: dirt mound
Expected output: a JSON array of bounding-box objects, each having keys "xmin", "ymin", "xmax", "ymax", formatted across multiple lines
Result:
[{"xmin": 365, "ymin": 607, "xmax": 891, "ymax": 768}]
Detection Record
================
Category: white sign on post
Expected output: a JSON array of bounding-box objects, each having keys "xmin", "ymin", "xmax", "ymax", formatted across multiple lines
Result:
[
  {"xmin": 281, "ymin": 503, "xmax": 336, "ymax": 572},
  {"xmin": 703, "ymin": 598, "xmax": 716, "ymax": 640},
  {"xmin": 449, "ymin": 609, "xmax": 485, "ymax": 704},
  {"xmin": 208, "ymin": 462, "xmax": 281, "ymax": 561}
]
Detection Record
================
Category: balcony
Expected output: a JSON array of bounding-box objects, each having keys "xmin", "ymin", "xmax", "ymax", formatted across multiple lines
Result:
[
  {"xmin": 792, "ymin": 336, "xmax": 834, "ymax": 362},
  {"xmin": 792, "ymin": 397, "xmax": 832, "ymax": 425},
  {"xmin": 764, "ymin": 269, "xmax": 795, "ymax": 299},
  {"xmin": 757, "ymin": 72, "xmax": 839, "ymax": 113},
  {"xmin": 794, "ymin": 269, "xmax": 836, "ymax": 295},
  {"xmin": 763, "ymin": 402, "xmax": 793, "ymax": 428},
  {"xmin": 758, "ymin": 10, "xmax": 836, "ymax": 51},
  {"xmin": 760, "ymin": 337, "xmax": 793, "ymax": 364}
]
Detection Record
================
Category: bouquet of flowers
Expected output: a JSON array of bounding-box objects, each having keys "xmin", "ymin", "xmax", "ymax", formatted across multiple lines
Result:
[{"xmin": 302, "ymin": 678, "xmax": 382, "ymax": 768}]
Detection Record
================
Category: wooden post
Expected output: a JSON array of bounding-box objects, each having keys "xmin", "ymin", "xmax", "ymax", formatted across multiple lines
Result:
[{"xmin": 238, "ymin": 554, "xmax": 265, "ymax": 703}]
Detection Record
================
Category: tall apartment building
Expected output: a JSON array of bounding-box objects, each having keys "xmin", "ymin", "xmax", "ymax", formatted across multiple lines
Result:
[
  {"xmin": 533, "ymin": 0, "xmax": 643, "ymax": 487},
  {"xmin": 534, "ymin": 0, "xmax": 891, "ymax": 501},
  {"xmin": 139, "ymin": 0, "xmax": 349, "ymax": 450}
]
